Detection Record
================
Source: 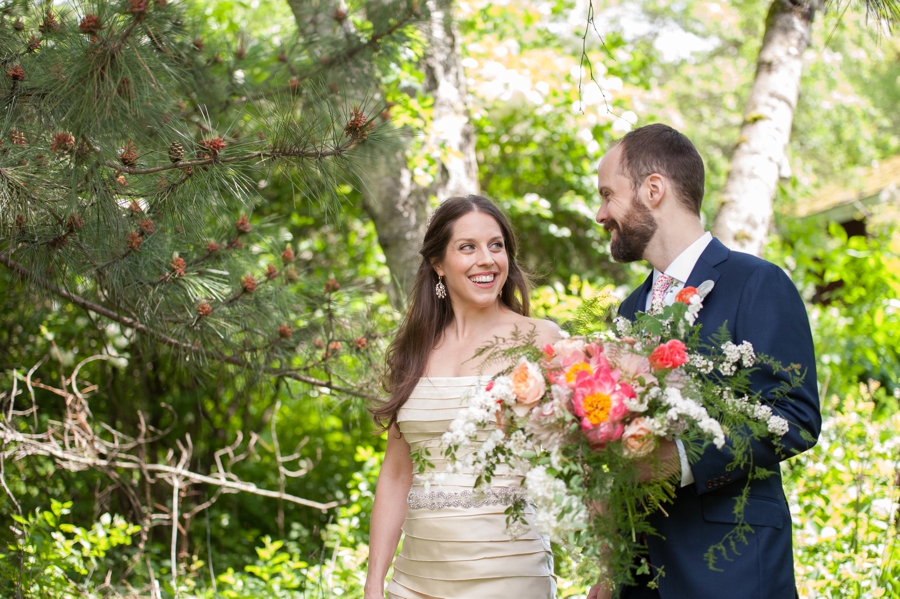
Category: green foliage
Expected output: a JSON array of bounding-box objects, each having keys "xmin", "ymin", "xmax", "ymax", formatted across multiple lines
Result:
[
  {"xmin": 770, "ymin": 219, "xmax": 900, "ymax": 403},
  {"xmin": 459, "ymin": 1, "xmax": 650, "ymax": 289},
  {"xmin": 788, "ymin": 395, "xmax": 900, "ymax": 598},
  {"xmin": 1, "ymin": 0, "xmax": 898, "ymax": 595},
  {"xmin": 0, "ymin": 500, "xmax": 140, "ymax": 599}
]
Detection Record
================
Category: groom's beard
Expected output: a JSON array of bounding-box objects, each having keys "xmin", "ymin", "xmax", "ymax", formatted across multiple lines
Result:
[{"xmin": 606, "ymin": 194, "xmax": 657, "ymax": 263}]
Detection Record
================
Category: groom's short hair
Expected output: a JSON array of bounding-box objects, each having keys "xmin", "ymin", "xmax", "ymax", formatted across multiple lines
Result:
[{"xmin": 617, "ymin": 123, "xmax": 705, "ymax": 215}]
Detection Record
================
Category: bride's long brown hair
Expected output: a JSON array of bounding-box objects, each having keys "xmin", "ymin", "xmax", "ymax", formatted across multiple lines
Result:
[{"xmin": 372, "ymin": 195, "xmax": 531, "ymax": 430}]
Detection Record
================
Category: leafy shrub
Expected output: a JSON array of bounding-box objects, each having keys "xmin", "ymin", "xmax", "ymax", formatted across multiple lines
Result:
[
  {"xmin": 788, "ymin": 394, "xmax": 900, "ymax": 599},
  {"xmin": 1, "ymin": 500, "xmax": 140, "ymax": 599}
]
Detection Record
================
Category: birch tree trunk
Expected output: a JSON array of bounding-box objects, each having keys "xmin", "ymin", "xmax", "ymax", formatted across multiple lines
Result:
[{"xmin": 711, "ymin": 0, "xmax": 819, "ymax": 256}]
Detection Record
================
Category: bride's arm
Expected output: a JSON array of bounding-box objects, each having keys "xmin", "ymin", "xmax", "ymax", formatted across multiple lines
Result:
[{"xmin": 364, "ymin": 424, "xmax": 414, "ymax": 598}]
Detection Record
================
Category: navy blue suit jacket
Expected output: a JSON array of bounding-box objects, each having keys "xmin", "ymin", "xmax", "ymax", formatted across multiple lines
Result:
[{"xmin": 617, "ymin": 238, "xmax": 821, "ymax": 599}]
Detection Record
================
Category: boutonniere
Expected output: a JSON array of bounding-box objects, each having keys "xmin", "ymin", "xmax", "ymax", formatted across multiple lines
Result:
[{"xmin": 674, "ymin": 280, "xmax": 714, "ymax": 324}]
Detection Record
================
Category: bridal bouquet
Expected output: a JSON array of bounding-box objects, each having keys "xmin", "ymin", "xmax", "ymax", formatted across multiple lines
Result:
[{"xmin": 440, "ymin": 281, "xmax": 800, "ymax": 588}]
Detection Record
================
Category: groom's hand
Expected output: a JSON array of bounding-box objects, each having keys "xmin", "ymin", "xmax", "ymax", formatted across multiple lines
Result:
[{"xmin": 636, "ymin": 438, "xmax": 681, "ymax": 483}]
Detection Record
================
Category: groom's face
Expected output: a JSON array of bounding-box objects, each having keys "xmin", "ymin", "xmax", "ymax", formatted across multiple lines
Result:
[{"xmin": 596, "ymin": 146, "xmax": 658, "ymax": 263}]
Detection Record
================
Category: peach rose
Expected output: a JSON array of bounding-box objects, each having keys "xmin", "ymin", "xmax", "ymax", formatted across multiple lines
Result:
[
  {"xmin": 510, "ymin": 357, "xmax": 546, "ymax": 416},
  {"xmin": 621, "ymin": 417, "xmax": 656, "ymax": 458}
]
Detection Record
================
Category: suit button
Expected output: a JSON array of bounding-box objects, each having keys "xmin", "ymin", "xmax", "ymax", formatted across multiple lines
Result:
[{"xmin": 706, "ymin": 481, "xmax": 713, "ymax": 489}]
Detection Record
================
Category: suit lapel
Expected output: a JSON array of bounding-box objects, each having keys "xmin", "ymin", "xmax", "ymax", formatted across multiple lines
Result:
[
  {"xmin": 621, "ymin": 273, "xmax": 653, "ymax": 319},
  {"xmin": 621, "ymin": 237, "xmax": 729, "ymax": 320},
  {"xmin": 685, "ymin": 237, "xmax": 729, "ymax": 291}
]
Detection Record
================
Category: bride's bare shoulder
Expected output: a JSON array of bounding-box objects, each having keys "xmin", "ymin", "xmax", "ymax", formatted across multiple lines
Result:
[{"xmin": 503, "ymin": 313, "xmax": 564, "ymax": 347}]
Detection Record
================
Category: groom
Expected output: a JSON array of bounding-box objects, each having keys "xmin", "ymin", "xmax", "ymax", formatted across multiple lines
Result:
[{"xmin": 591, "ymin": 123, "xmax": 821, "ymax": 598}]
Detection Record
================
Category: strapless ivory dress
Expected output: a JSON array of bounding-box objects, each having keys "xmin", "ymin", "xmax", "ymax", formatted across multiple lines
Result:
[{"xmin": 386, "ymin": 376, "xmax": 556, "ymax": 599}]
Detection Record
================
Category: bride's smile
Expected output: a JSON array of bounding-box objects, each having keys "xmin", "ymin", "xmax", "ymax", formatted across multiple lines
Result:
[{"xmin": 434, "ymin": 210, "xmax": 509, "ymax": 309}]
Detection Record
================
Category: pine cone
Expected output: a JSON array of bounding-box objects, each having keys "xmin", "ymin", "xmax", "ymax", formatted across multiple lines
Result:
[
  {"xmin": 79, "ymin": 14, "xmax": 105, "ymax": 35},
  {"xmin": 168, "ymin": 140, "xmax": 184, "ymax": 163},
  {"xmin": 126, "ymin": 231, "xmax": 143, "ymax": 251},
  {"xmin": 169, "ymin": 256, "xmax": 186, "ymax": 276},
  {"xmin": 235, "ymin": 215, "xmax": 251, "ymax": 233},
  {"xmin": 324, "ymin": 277, "xmax": 341, "ymax": 293},
  {"xmin": 119, "ymin": 140, "xmax": 139, "ymax": 167},
  {"xmin": 7, "ymin": 66, "xmax": 25, "ymax": 81},
  {"xmin": 344, "ymin": 106, "xmax": 375, "ymax": 141},
  {"xmin": 50, "ymin": 132, "xmax": 76, "ymax": 154},
  {"xmin": 39, "ymin": 10, "xmax": 60, "ymax": 33},
  {"xmin": 241, "ymin": 275, "xmax": 257, "ymax": 293}
]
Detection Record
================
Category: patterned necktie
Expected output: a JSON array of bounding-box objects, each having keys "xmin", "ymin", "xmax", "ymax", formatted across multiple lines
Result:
[{"xmin": 649, "ymin": 274, "xmax": 675, "ymax": 315}]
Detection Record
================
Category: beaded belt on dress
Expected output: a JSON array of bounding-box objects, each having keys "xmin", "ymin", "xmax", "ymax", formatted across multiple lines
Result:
[{"xmin": 406, "ymin": 486, "xmax": 525, "ymax": 510}]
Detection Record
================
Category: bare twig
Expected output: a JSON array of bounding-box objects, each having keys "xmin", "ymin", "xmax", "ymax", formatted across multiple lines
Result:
[
  {"xmin": 171, "ymin": 475, "xmax": 179, "ymax": 597},
  {"xmin": 1, "ymin": 357, "xmax": 340, "ymax": 513}
]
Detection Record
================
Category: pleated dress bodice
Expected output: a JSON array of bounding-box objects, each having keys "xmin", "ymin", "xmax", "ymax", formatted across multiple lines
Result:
[{"xmin": 387, "ymin": 376, "xmax": 556, "ymax": 599}]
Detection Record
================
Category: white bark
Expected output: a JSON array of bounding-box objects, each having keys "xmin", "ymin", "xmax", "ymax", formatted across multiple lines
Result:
[{"xmin": 711, "ymin": 0, "xmax": 819, "ymax": 256}]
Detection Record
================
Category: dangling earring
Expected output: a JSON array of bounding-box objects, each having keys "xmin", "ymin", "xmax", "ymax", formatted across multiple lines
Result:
[{"xmin": 435, "ymin": 275, "xmax": 447, "ymax": 299}]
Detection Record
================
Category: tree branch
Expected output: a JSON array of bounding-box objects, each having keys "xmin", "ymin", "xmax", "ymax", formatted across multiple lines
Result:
[
  {"xmin": 103, "ymin": 141, "xmax": 359, "ymax": 176},
  {"xmin": 0, "ymin": 251, "xmax": 380, "ymax": 402}
]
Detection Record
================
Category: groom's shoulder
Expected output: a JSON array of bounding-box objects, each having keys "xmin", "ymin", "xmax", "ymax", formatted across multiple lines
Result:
[{"xmin": 717, "ymin": 246, "xmax": 794, "ymax": 287}]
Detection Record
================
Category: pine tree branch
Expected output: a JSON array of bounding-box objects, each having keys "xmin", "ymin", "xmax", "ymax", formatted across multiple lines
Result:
[
  {"xmin": 102, "ymin": 141, "xmax": 359, "ymax": 175},
  {"xmin": 110, "ymin": 14, "xmax": 143, "ymax": 56},
  {"xmin": 295, "ymin": 10, "xmax": 420, "ymax": 83},
  {"xmin": 181, "ymin": 8, "xmax": 421, "ymax": 117},
  {"xmin": 0, "ymin": 251, "xmax": 379, "ymax": 401}
]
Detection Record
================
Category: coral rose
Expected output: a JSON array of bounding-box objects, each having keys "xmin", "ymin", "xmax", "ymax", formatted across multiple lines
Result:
[
  {"xmin": 649, "ymin": 339, "xmax": 688, "ymax": 370},
  {"xmin": 509, "ymin": 358, "xmax": 546, "ymax": 417},
  {"xmin": 621, "ymin": 417, "xmax": 657, "ymax": 458},
  {"xmin": 675, "ymin": 286, "xmax": 699, "ymax": 304}
]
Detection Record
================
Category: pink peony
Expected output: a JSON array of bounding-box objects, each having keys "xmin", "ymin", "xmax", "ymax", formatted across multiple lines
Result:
[
  {"xmin": 611, "ymin": 348, "xmax": 657, "ymax": 389},
  {"xmin": 571, "ymin": 365, "xmax": 630, "ymax": 446}
]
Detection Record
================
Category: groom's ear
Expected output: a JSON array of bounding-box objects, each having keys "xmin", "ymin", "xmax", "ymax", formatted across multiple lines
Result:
[{"xmin": 644, "ymin": 173, "xmax": 667, "ymax": 209}]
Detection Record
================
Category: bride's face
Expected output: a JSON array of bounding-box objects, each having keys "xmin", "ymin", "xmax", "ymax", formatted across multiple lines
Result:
[{"xmin": 434, "ymin": 211, "xmax": 509, "ymax": 310}]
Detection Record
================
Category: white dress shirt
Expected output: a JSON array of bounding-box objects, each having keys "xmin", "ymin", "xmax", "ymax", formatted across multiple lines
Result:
[{"xmin": 643, "ymin": 231, "xmax": 713, "ymax": 488}]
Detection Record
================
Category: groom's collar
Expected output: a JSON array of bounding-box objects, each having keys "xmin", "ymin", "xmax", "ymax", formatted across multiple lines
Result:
[{"xmin": 651, "ymin": 231, "xmax": 713, "ymax": 286}]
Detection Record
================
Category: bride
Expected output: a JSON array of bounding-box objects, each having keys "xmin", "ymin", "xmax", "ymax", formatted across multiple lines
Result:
[{"xmin": 365, "ymin": 195, "xmax": 562, "ymax": 599}]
